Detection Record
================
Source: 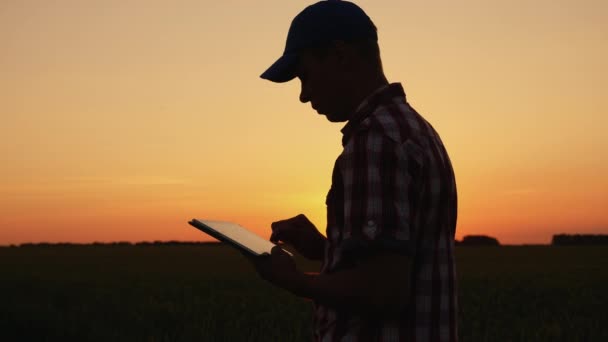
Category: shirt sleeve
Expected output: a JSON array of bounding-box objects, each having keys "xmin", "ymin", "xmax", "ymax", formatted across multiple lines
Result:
[{"xmin": 338, "ymin": 125, "xmax": 418, "ymax": 262}]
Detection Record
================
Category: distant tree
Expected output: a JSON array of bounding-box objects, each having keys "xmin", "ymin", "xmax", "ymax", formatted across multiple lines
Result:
[
  {"xmin": 460, "ymin": 235, "xmax": 500, "ymax": 246},
  {"xmin": 552, "ymin": 234, "xmax": 608, "ymax": 246}
]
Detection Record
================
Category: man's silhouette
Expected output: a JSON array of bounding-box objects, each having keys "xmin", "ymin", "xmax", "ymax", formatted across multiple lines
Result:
[{"xmin": 250, "ymin": 1, "xmax": 458, "ymax": 341}]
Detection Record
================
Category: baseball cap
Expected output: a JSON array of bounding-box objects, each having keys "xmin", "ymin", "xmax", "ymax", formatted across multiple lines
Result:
[{"xmin": 260, "ymin": 0, "xmax": 377, "ymax": 83}]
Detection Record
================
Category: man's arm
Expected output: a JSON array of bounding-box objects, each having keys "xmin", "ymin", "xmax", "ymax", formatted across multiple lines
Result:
[
  {"xmin": 292, "ymin": 252, "xmax": 411, "ymax": 316},
  {"xmin": 287, "ymin": 128, "xmax": 413, "ymax": 315},
  {"xmin": 254, "ymin": 130, "xmax": 415, "ymax": 314},
  {"xmin": 251, "ymin": 246, "xmax": 410, "ymax": 316}
]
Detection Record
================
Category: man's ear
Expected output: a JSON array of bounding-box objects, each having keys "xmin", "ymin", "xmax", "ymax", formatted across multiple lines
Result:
[
  {"xmin": 329, "ymin": 40, "xmax": 356, "ymax": 72},
  {"xmin": 329, "ymin": 40, "xmax": 347, "ymax": 64}
]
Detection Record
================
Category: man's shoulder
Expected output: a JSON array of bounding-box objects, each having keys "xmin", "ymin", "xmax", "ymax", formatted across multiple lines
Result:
[
  {"xmin": 340, "ymin": 100, "xmax": 437, "ymax": 170},
  {"xmin": 351, "ymin": 99, "xmax": 430, "ymax": 145}
]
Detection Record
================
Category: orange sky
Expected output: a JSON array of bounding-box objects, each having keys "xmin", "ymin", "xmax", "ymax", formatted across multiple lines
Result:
[{"xmin": 1, "ymin": 0, "xmax": 607, "ymax": 245}]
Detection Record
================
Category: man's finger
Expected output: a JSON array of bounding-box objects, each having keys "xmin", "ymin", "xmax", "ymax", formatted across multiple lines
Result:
[
  {"xmin": 271, "ymin": 245, "xmax": 281, "ymax": 255},
  {"xmin": 270, "ymin": 222, "xmax": 291, "ymax": 240},
  {"xmin": 270, "ymin": 232, "xmax": 279, "ymax": 243},
  {"xmin": 271, "ymin": 227, "xmax": 289, "ymax": 242}
]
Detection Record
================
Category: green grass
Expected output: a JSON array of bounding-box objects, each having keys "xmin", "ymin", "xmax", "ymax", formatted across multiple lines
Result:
[{"xmin": 0, "ymin": 244, "xmax": 606, "ymax": 341}]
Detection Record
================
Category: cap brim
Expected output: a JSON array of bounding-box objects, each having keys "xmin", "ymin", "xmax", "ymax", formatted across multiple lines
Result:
[{"xmin": 260, "ymin": 53, "xmax": 298, "ymax": 83}]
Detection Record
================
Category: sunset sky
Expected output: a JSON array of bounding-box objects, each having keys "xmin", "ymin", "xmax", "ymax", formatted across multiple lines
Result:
[{"xmin": 1, "ymin": 0, "xmax": 606, "ymax": 245}]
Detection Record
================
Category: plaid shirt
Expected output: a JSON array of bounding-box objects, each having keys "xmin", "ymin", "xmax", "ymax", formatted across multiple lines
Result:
[{"xmin": 313, "ymin": 83, "xmax": 458, "ymax": 342}]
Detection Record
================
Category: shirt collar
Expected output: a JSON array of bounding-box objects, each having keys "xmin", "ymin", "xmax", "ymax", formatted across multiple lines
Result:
[{"xmin": 340, "ymin": 82, "xmax": 406, "ymax": 146}]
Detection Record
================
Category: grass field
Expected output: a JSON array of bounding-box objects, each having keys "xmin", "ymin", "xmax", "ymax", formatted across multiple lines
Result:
[{"xmin": 1, "ymin": 244, "xmax": 606, "ymax": 341}]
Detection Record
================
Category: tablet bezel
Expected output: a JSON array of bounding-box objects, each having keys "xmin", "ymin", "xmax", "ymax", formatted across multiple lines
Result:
[{"xmin": 188, "ymin": 219, "xmax": 291, "ymax": 257}]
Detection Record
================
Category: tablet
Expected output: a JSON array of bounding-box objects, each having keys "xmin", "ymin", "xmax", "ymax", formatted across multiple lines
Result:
[{"xmin": 188, "ymin": 219, "xmax": 292, "ymax": 257}]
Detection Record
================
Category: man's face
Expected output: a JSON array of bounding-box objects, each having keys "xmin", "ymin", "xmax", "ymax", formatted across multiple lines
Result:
[{"xmin": 295, "ymin": 50, "xmax": 350, "ymax": 122}]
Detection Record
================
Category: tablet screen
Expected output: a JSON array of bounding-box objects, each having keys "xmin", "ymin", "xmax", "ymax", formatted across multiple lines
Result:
[{"xmin": 189, "ymin": 219, "xmax": 291, "ymax": 256}]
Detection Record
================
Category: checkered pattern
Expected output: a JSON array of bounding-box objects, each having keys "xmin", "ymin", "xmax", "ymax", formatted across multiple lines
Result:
[{"xmin": 313, "ymin": 83, "xmax": 458, "ymax": 342}]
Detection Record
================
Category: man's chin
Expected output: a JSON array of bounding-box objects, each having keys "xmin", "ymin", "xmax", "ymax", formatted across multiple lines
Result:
[
  {"xmin": 315, "ymin": 109, "xmax": 347, "ymax": 123},
  {"xmin": 324, "ymin": 113, "xmax": 348, "ymax": 123}
]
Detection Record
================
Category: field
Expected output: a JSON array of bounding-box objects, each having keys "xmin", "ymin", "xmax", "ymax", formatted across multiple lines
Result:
[{"xmin": 1, "ymin": 244, "xmax": 606, "ymax": 341}]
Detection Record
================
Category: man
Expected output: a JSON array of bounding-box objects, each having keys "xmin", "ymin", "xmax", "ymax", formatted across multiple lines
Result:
[{"xmin": 251, "ymin": 1, "xmax": 458, "ymax": 341}]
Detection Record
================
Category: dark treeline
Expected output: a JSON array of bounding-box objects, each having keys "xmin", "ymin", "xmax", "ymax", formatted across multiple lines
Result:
[
  {"xmin": 7, "ymin": 241, "xmax": 221, "ymax": 248},
  {"xmin": 552, "ymin": 234, "xmax": 608, "ymax": 246},
  {"xmin": 7, "ymin": 234, "xmax": 608, "ymax": 248}
]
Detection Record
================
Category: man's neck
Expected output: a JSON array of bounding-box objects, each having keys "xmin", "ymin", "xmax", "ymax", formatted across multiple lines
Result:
[{"xmin": 348, "ymin": 73, "xmax": 389, "ymax": 118}]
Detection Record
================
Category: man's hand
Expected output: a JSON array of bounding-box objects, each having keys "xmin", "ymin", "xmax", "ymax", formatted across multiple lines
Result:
[
  {"xmin": 246, "ymin": 246, "xmax": 306, "ymax": 295},
  {"xmin": 271, "ymin": 214, "xmax": 326, "ymax": 261},
  {"xmin": 299, "ymin": 252, "xmax": 411, "ymax": 316},
  {"xmin": 242, "ymin": 246, "xmax": 411, "ymax": 315}
]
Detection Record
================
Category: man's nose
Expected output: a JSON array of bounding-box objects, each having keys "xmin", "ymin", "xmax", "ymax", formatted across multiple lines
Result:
[{"xmin": 299, "ymin": 83, "xmax": 310, "ymax": 104}]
